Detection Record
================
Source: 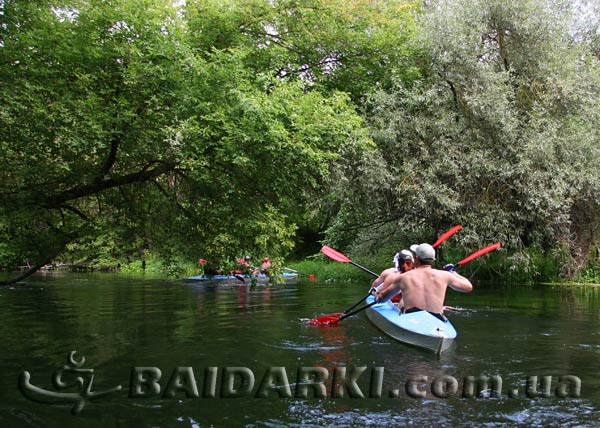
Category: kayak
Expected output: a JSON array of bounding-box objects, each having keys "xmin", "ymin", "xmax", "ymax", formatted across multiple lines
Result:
[
  {"xmin": 364, "ymin": 295, "xmax": 457, "ymax": 354},
  {"xmin": 186, "ymin": 271, "xmax": 298, "ymax": 283}
]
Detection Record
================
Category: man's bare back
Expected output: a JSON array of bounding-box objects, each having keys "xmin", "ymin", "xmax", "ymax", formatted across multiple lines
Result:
[{"xmin": 375, "ymin": 265, "xmax": 473, "ymax": 314}]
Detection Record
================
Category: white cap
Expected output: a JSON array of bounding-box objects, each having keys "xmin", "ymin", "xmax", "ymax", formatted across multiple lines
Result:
[
  {"xmin": 409, "ymin": 244, "xmax": 418, "ymax": 254},
  {"xmin": 398, "ymin": 249, "xmax": 414, "ymax": 263},
  {"xmin": 415, "ymin": 243, "xmax": 435, "ymax": 262}
]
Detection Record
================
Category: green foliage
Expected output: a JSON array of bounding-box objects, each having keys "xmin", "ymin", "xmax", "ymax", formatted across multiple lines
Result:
[
  {"xmin": 287, "ymin": 258, "xmax": 375, "ymax": 283},
  {"xmin": 64, "ymin": 232, "xmax": 127, "ymax": 271},
  {"xmin": 184, "ymin": 0, "xmax": 422, "ymax": 101},
  {"xmin": 578, "ymin": 265, "xmax": 600, "ymax": 285},
  {"xmin": 0, "ymin": 0, "xmax": 381, "ymax": 283},
  {"xmin": 119, "ymin": 253, "xmax": 198, "ymax": 278},
  {"xmin": 0, "ymin": 220, "xmax": 25, "ymax": 268},
  {"xmin": 327, "ymin": 0, "xmax": 600, "ymax": 279},
  {"xmin": 2, "ymin": 0, "xmax": 599, "ymax": 284}
]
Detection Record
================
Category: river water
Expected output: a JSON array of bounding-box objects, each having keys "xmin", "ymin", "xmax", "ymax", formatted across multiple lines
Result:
[{"xmin": 1, "ymin": 273, "xmax": 599, "ymax": 427}]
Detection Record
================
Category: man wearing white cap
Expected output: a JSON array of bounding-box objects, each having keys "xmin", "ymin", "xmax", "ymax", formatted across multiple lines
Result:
[
  {"xmin": 369, "ymin": 249, "xmax": 415, "ymax": 306},
  {"xmin": 370, "ymin": 249, "xmax": 415, "ymax": 287},
  {"xmin": 373, "ymin": 243, "xmax": 473, "ymax": 315}
]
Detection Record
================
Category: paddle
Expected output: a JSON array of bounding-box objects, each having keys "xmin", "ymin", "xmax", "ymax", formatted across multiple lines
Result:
[
  {"xmin": 445, "ymin": 242, "xmax": 502, "ymax": 271},
  {"xmin": 320, "ymin": 245, "xmax": 379, "ymax": 277},
  {"xmin": 306, "ymin": 300, "xmax": 379, "ymax": 325},
  {"xmin": 432, "ymin": 225, "xmax": 463, "ymax": 248},
  {"xmin": 317, "ymin": 246, "xmax": 379, "ymax": 318}
]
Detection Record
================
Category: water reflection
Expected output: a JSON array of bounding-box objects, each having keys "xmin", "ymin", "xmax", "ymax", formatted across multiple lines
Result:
[{"xmin": 1, "ymin": 274, "xmax": 600, "ymax": 427}]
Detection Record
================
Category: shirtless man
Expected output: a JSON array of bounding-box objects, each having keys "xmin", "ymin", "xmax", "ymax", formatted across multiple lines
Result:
[
  {"xmin": 370, "ymin": 249, "xmax": 414, "ymax": 306},
  {"xmin": 370, "ymin": 249, "xmax": 415, "ymax": 289},
  {"xmin": 260, "ymin": 257, "xmax": 272, "ymax": 275},
  {"xmin": 373, "ymin": 243, "xmax": 472, "ymax": 315}
]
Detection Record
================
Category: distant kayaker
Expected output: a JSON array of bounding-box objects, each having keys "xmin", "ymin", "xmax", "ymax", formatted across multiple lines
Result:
[
  {"xmin": 373, "ymin": 243, "xmax": 472, "ymax": 315},
  {"xmin": 235, "ymin": 256, "xmax": 256, "ymax": 275},
  {"xmin": 260, "ymin": 257, "xmax": 272, "ymax": 275}
]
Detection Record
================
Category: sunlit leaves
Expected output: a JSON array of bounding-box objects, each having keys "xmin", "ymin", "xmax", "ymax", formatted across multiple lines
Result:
[{"xmin": 0, "ymin": 0, "xmax": 378, "ymax": 278}]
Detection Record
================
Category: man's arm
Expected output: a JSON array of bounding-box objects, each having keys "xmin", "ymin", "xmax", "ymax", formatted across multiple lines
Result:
[
  {"xmin": 370, "ymin": 267, "xmax": 395, "ymax": 289},
  {"xmin": 446, "ymin": 271, "xmax": 473, "ymax": 293},
  {"xmin": 374, "ymin": 271, "xmax": 403, "ymax": 302}
]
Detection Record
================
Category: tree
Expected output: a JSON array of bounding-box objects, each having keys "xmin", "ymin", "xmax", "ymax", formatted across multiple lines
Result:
[
  {"xmin": 0, "ymin": 0, "xmax": 376, "ymax": 283},
  {"xmin": 329, "ymin": 0, "xmax": 600, "ymax": 278},
  {"xmin": 183, "ymin": 0, "xmax": 421, "ymax": 101}
]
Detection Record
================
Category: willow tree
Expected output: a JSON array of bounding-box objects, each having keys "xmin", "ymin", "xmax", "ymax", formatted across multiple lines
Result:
[
  {"xmin": 331, "ymin": 0, "xmax": 600, "ymax": 278},
  {"xmin": 0, "ymin": 0, "xmax": 382, "ymax": 283}
]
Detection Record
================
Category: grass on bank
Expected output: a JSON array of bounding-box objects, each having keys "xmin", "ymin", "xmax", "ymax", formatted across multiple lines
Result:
[{"xmin": 284, "ymin": 260, "xmax": 374, "ymax": 283}]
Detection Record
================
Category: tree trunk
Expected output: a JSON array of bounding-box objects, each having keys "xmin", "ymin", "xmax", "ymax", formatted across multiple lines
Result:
[{"xmin": 0, "ymin": 247, "xmax": 65, "ymax": 286}]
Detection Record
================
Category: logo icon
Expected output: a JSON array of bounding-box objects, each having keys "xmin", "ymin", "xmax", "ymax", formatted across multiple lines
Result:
[{"xmin": 18, "ymin": 351, "xmax": 122, "ymax": 415}]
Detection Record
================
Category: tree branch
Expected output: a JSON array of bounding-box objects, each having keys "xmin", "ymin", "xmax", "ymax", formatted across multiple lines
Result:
[
  {"xmin": 0, "ymin": 240, "xmax": 70, "ymax": 286},
  {"xmin": 36, "ymin": 160, "xmax": 178, "ymax": 209},
  {"xmin": 100, "ymin": 137, "xmax": 121, "ymax": 177}
]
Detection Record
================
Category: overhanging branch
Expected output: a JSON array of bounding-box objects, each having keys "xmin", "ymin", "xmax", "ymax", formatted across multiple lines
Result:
[{"xmin": 36, "ymin": 160, "xmax": 178, "ymax": 209}]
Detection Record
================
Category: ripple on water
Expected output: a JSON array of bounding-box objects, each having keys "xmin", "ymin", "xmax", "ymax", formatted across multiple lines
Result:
[
  {"xmin": 254, "ymin": 398, "xmax": 600, "ymax": 428},
  {"xmin": 265, "ymin": 401, "xmax": 455, "ymax": 427},
  {"xmin": 271, "ymin": 340, "xmax": 343, "ymax": 353},
  {"xmin": 573, "ymin": 343, "xmax": 600, "ymax": 353},
  {"xmin": 497, "ymin": 402, "xmax": 599, "ymax": 427}
]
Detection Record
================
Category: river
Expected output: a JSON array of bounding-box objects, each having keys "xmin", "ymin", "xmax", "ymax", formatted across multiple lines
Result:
[{"xmin": 1, "ymin": 273, "xmax": 599, "ymax": 427}]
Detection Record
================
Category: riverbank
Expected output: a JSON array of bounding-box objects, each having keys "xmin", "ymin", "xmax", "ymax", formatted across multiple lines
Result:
[{"xmin": 4, "ymin": 245, "xmax": 599, "ymax": 286}]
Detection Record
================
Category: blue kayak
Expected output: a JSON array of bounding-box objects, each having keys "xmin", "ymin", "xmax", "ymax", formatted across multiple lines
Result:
[
  {"xmin": 365, "ymin": 295, "xmax": 457, "ymax": 354},
  {"xmin": 186, "ymin": 271, "xmax": 298, "ymax": 282}
]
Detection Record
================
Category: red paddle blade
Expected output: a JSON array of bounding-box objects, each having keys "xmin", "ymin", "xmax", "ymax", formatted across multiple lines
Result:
[
  {"xmin": 457, "ymin": 242, "xmax": 501, "ymax": 266},
  {"xmin": 306, "ymin": 314, "xmax": 341, "ymax": 326},
  {"xmin": 321, "ymin": 245, "xmax": 352, "ymax": 263},
  {"xmin": 432, "ymin": 225, "xmax": 462, "ymax": 248}
]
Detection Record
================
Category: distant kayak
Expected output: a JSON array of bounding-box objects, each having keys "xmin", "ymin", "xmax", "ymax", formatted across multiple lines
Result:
[{"xmin": 186, "ymin": 271, "xmax": 298, "ymax": 283}]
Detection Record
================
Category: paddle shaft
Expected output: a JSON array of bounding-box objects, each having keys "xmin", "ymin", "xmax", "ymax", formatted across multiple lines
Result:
[
  {"xmin": 339, "ymin": 262, "xmax": 380, "ymax": 314},
  {"xmin": 349, "ymin": 261, "xmax": 379, "ymax": 277},
  {"xmin": 338, "ymin": 300, "xmax": 378, "ymax": 322},
  {"xmin": 320, "ymin": 245, "xmax": 380, "ymax": 277},
  {"xmin": 343, "ymin": 290, "xmax": 374, "ymax": 314}
]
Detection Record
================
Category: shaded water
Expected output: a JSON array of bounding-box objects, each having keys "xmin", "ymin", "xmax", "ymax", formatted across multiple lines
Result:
[{"xmin": 1, "ymin": 273, "xmax": 599, "ymax": 427}]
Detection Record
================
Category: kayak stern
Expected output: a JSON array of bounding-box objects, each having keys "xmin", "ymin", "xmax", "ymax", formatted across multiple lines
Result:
[{"xmin": 365, "ymin": 297, "xmax": 457, "ymax": 354}]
